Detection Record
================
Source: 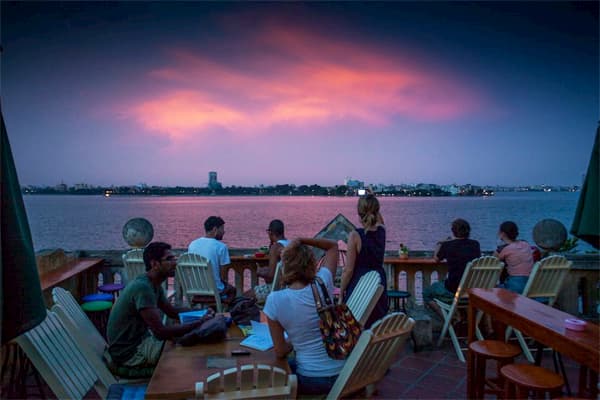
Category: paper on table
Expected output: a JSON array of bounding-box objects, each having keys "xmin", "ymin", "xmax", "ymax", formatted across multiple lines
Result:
[
  {"xmin": 178, "ymin": 309, "xmax": 207, "ymax": 324},
  {"xmin": 239, "ymin": 321, "xmax": 287, "ymax": 351}
]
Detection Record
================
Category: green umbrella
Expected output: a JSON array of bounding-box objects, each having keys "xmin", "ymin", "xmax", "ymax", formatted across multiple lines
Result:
[
  {"xmin": 1, "ymin": 109, "xmax": 46, "ymax": 345},
  {"xmin": 570, "ymin": 124, "xmax": 600, "ymax": 249}
]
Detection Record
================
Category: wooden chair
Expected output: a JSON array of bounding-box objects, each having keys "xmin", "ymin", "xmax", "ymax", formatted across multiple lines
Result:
[
  {"xmin": 195, "ymin": 364, "xmax": 297, "ymax": 399},
  {"xmin": 51, "ymin": 303, "xmax": 118, "ymax": 390},
  {"xmin": 508, "ymin": 255, "xmax": 572, "ymax": 362},
  {"xmin": 15, "ymin": 310, "xmax": 111, "ymax": 399},
  {"xmin": 346, "ymin": 270, "xmax": 384, "ymax": 327},
  {"xmin": 122, "ymin": 248, "xmax": 145, "ymax": 283},
  {"xmin": 327, "ymin": 312, "xmax": 415, "ymax": 399},
  {"xmin": 51, "ymin": 287, "xmax": 106, "ymax": 357},
  {"xmin": 271, "ymin": 261, "xmax": 284, "ymax": 292},
  {"xmin": 434, "ymin": 256, "xmax": 504, "ymax": 362},
  {"xmin": 176, "ymin": 253, "xmax": 223, "ymax": 312}
]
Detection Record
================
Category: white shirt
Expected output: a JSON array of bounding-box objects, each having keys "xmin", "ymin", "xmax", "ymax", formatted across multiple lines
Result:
[
  {"xmin": 263, "ymin": 268, "xmax": 345, "ymax": 377},
  {"xmin": 188, "ymin": 237, "xmax": 230, "ymax": 291}
]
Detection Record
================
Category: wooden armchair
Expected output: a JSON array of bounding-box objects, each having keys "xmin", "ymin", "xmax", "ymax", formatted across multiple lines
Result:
[
  {"xmin": 346, "ymin": 270, "xmax": 384, "ymax": 327},
  {"xmin": 122, "ymin": 248, "xmax": 145, "ymax": 283},
  {"xmin": 434, "ymin": 256, "xmax": 504, "ymax": 362},
  {"xmin": 195, "ymin": 363, "xmax": 297, "ymax": 399},
  {"xmin": 176, "ymin": 253, "xmax": 223, "ymax": 312},
  {"xmin": 327, "ymin": 312, "xmax": 415, "ymax": 399}
]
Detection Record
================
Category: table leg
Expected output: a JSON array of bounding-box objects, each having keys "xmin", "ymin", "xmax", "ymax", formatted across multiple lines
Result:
[
  {"xmin": 578, "ymin": 366, "xmax": 598, "ymax": 398},
  {"xmin": 467, "ymin": 301, "xmax": 476, "ymax": 399}
]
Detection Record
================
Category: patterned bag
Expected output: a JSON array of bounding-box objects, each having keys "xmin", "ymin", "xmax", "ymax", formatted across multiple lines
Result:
[{"xmin": 310, "ymin": 277, "xmax": 362, "ymax": 360}]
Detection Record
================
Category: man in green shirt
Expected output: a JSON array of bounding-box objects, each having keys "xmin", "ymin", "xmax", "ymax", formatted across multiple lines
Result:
[{"xmin": 107, "ymin": 242, "xmax": 214, "ymax": 368}]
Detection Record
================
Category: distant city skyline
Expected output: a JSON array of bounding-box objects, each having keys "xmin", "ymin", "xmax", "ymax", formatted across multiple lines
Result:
[{"xmin": 2, "ymin": 2, "xmax": 598, "ymax": 187}]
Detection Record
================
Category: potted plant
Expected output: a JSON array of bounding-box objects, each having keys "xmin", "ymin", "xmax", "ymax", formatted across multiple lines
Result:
[{"xmin": 399, "ymin": 244, "xmax": 409, "ymax": 259}]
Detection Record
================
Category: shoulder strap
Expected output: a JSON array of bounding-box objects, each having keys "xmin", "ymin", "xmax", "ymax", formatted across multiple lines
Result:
[
  {"xmin": 314, "ymin": 277, "xmax": 333, "ymax": 306},
  {"xmin": 310, "ymin": 280, "xmax": 323, "ymax": 310}
]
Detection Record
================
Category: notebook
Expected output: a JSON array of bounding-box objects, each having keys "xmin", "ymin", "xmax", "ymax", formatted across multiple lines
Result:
[{"xmin": 178, "ymin": 309, "xmax": 208, "ymax": 324}]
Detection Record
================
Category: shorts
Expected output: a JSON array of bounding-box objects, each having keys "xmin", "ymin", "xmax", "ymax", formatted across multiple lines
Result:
[
  {"xmin": 423, "ymin": 281, "xmax": 454, "ymax": 304},
  {"xmin": 122, "ymin": 335, "xmax": 164, "ymax": 368},
  {"xmin": 498, "ymin": 275, "xmax": 528, "ymax": 294}
]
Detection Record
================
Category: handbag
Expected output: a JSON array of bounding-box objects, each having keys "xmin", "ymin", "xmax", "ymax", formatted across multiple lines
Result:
[{"xmin": 310, "ymin": 277, "xmax": 362, "ymax": 360}]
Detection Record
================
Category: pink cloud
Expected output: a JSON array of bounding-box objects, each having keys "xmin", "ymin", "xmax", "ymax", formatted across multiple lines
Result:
[{"xmin": 124, "ymin": 24, "xmax": 485, "ymax": 141}]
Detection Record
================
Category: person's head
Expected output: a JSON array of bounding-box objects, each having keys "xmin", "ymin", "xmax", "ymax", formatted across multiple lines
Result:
[
  {"xmin": 281, "ymin": 240, "xmax": 317, "ymax": 285},
  {"xmin": 143, "ymin": 242, "xmax": 176, "ymax": 277},
  {"xmin": 204, "ymin": 216, "xmax": 225, "ymax": 240},
  {"xmin": 357, "ymin": 193, "xmax": 380, "ymax": 229},
  {"xmin": 499, "ymin": 221, "xmax": 519, "ymax": 241},
  {"xmin": 267, "ymin": 219, "xmax": 285, "ymax": 241},
  {"xmin": 451, "ymin": 218, "xmax": 471, "ymax": 239}
]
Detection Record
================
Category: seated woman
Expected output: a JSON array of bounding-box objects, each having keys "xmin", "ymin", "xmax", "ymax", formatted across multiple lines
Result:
[
  {"xmin": 494, "ymin": 221, "xmax": 534, "ymax": 294},
  {"xmin": 339, "ymin": 190, "xmax": 388, "ymax": 328},
  {"xmin": 264, "ymin": 237, "xmax": 344, "ymax": 396}
]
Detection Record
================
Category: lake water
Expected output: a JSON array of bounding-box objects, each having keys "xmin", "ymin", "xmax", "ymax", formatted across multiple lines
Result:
[{"xmin": 23, "ymin": 192, "xmax": 588, "ymax": 253}]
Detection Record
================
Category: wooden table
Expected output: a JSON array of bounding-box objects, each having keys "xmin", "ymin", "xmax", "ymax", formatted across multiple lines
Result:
[
  {"xmin": 467, "ymin": 288, "xmax": 599, "ymax": 398},
  {"xmin": 39, "ymin": 258, "xmax": 105, "ymax": 304},
  {"xmin": 145, "ymin": 323, "xmax": 289, "ymax": 399}
]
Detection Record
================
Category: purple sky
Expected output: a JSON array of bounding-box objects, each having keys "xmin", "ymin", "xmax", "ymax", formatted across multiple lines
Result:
[{"xmin": 2, "ymin": 2, "xmax": 598, "ymax": 187}]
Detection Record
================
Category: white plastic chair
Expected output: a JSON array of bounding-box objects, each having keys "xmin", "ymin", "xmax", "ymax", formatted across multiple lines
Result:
[
  {"xmin": 434, "ymin": 255, "xmax": 504, "ymax": 362},
  {"xmin": 327, "ymin": 312, "xmax": 415, "ymax": 399},
  {"xmin": 176, "ymin": 253, "xmax": 223, "ymax": 312},
  {"xmin": 509, "ymin": 255, "xmax": 572, "ymax": 362},
  {"xmin": 346, "ymin": 270, "xmax": 384, "ymax": 327},
  {"xmin": 195, "ymin": 363, "xmax": 297, "ymax": 399}
]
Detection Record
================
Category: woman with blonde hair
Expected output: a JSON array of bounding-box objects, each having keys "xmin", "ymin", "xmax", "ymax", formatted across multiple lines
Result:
[
  {"xmin": 264, "ymin": 237, "xmax": 343, "ymax": 396},
  {"xmin": 339, "ymin": 190, "xmax": 388, "ymax": 328}
]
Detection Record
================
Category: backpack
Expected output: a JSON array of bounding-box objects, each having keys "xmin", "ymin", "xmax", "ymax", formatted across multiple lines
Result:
[{"xmin": 229, "ymin": 296, "xmax": 261, "ymax": 325}]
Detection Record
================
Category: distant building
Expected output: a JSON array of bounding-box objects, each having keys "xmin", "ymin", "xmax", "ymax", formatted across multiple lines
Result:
[
  {"xmin": 344, "ymin": 177, "xmax": 364, "ymax": 188},
  {"xmin": 55, "ymin": 182, "xmax": 68, "ymax": 192},
  {"xmin": 208, "ymin": 171, "xmax": 222, "ymax": 190}
]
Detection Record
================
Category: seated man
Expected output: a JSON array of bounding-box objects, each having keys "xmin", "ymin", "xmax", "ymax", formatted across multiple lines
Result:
[
  {"xmin": 106, "ymin": 242, "xmax": 214, "ymax": 370},
  {"xmin": 245, "ymin": 219, "xmax": 289, "ymax": 303},
  {"xmin": 188, "ymin": 216, "xmax": 236, "ymax": 304},
  {"xmin": 423, "ymin": 218, "xmax": 481, "ymax": 319}
]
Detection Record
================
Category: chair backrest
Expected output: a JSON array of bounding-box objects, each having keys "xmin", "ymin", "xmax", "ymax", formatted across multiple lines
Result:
[
  {"xmin": 455, "ymin": 256, "xmax": 504, "ymax": 301},
  {"xmin": 327, "ymin": 312, "xmax": 415, "ymax": 400},
  {"xmin": 522, "ymin": 255, "xmax": 572, "ymax": 306},
  {"xmin": 195, "ymin": 364, "xmax": 297, "ymax": 399},
  {"xmin": 346, "ymin": 270, "xmax": 385, "ymax": 327},
  {"xmin": 176, "ymin": 253, "xmax": 222, "ymax": 312},
  {"xmin": 51, "ymin": 303, "xmax": 117, "ymax": 390},
  {"xmin": 122, "ymin": 248, "xmax": 146, "ymax": 283},
  {"xmin": 271, "ymin": 261, "xmax": 284, "ymax": 292},
  {"xmin": 15, "ymin": 310, "xmax": 108, "ymax": 399},
  {"xmin": 51, "ymin": 286, "xmax": 107, "ymax": 356}
]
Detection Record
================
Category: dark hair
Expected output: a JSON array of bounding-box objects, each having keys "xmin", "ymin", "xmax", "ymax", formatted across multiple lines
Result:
[
  {"xmin": 451, "ymin": 218, "xmax": 471, "ymax": 239},
  {"xmin": 499, "ymin": 221, "xmax": 519, "ymax": 241},
  {"xmin": 204, "ymin": 216, "xmax": 225, "ymax": 232},
  {"xmin": 268, "ymin": 219, "xmax": 285, "ymax": 236},
  {"xmin": 143, "ymin": 242, "xmax": 172, "ymax": 271}
]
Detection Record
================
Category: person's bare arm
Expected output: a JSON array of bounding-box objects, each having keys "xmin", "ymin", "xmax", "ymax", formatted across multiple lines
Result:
[
  {"xmin": 339, "ymin": 231, "xmax": 359, "ymax": 302},
  {"xmin": 267, "ymin": 317, "xmax": 293, "ymax": 359},
  {"xmin": 295, "ymin": 237, "xmax": 338, "ymax": 278},
  {"xmin": 258, "ymin": 242, "xmax": 282, "ymax": 282},
  {"xmin": 139, "ymin": 307, "xmax": 214, "ymax": 340}
]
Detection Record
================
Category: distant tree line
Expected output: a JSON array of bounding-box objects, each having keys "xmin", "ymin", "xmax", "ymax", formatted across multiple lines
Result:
[{"xmin": 21, "ymin": 184, "xmax": 502, "ymax": 197}]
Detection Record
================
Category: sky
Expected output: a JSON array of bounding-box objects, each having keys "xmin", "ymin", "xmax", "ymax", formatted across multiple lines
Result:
[{"xmin": 2, "ymin": 1, "xmax": 598, "ymax": 187}]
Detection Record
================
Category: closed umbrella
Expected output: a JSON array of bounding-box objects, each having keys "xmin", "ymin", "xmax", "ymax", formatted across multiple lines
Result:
[
  {"xmin": 1, "ymin": 109, "xmax": 46, "ymax": 345},
  {"xmin": 570, "ymin": 124, "xmax": 600, "ymax": 249}
]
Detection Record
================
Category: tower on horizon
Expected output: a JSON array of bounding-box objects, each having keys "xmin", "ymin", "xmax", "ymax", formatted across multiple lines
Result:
[{"xmin": 208, "ymin": 171, "xmax": 222, "ymax": 190}]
